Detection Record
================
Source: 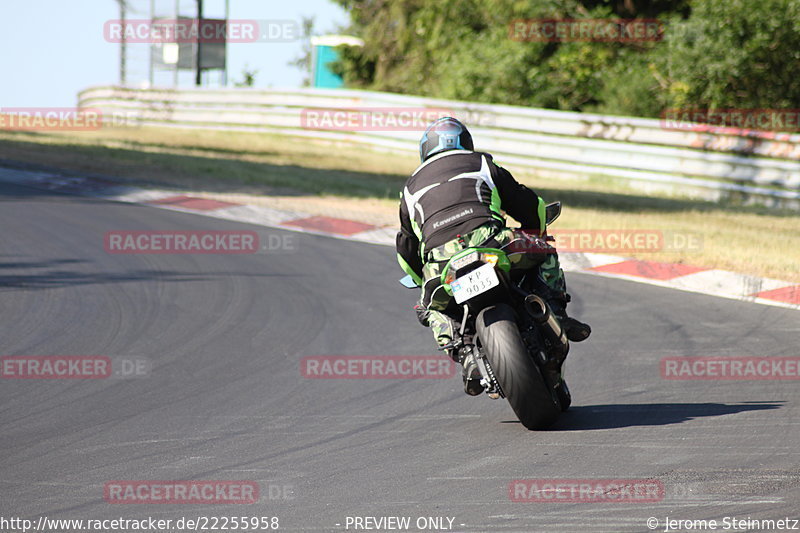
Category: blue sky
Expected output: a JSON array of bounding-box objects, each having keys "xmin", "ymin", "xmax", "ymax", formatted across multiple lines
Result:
[{"xmin": 0, "ymin": 0, "xmax": 350, "ymax": 107}]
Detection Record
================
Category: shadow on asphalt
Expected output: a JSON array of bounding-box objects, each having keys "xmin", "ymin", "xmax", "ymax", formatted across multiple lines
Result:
[
  {"xmin": 0, "ymin": 256, "xmax": 301, "ymax": 291},
  {"xmin": 500, "ymin": 401, "xmax": 784, "ymax": 430},
  {"xmin": 551, "ymin": 401, "xmax": 784, "ymax": 430}
]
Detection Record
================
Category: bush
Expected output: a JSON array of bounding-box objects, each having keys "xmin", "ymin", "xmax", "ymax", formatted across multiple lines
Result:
[
  {"xmin": 651, "ymin": 0, "xmax": 800, "ymax": 110},
  {"xmin": 327, "ymin": 0, "xmax": 799, "ymax": 117}
]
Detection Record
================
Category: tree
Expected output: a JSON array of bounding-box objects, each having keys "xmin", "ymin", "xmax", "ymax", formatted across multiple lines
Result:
[
  {"xmin": 234, "ymin": 65, "xmax": 258, "ymax": 87},
  {"xmin": 288, "ymin": 17, "xmax": 316, "ymax": 87},
  {"xmin": 651, "ymin": 0, "xmax": 800, "ymax": 112},
  {"xmin": 329, "ymin": 0, "xmax": 800, "ymax": 119}
]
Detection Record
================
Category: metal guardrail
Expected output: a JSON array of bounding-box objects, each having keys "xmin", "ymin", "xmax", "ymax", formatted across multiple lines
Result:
[{"xmin": 78, "ymin": 85, "xmax": 800, "ymax": 204}]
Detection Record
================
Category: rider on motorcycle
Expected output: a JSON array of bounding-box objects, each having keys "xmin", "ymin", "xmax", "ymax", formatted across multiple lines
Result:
[{"xmin": 397, "ymin": 117, "xmax": 591, "ymax": 395}]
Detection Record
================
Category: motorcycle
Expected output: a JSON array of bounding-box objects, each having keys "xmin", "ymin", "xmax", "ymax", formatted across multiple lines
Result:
[{"xmin": 400, "ymin": 202, "xmax": 572, "ymax": 430}]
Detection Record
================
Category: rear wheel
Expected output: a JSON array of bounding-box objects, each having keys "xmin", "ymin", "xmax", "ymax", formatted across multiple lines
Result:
[{"xmin": 476, "ymin": 304, "xmax": 560, "ymax": 430}]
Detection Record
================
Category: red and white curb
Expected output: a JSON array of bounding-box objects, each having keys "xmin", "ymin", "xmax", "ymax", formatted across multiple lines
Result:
[{"xmin": 2, "ymin": 166, "xmax": 798, "ymax": 311}]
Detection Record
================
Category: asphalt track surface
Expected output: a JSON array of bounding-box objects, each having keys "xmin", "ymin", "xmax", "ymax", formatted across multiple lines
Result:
[{"xmin": 1, "ymin": 180, "xmax": 799, "ymax": 533}]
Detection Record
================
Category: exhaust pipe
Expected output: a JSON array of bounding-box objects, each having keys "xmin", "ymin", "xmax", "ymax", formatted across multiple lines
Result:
[{"xmin": 524, "ymin": 294, "xmax": 569, "ymax": 361}]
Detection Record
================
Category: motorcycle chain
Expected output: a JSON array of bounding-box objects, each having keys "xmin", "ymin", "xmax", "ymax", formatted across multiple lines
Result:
[{"xmin": 480, "ymin": 353, "xmax": 504, "ymax": 399}]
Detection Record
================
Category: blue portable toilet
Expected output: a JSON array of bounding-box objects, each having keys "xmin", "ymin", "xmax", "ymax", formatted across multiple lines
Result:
[{"xmin": 310, "ymin": 35, "xmax": 364, "ymax": 88}]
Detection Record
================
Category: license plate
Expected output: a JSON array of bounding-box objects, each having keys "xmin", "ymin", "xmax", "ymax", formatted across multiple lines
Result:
[{"xmin": 450, "ymin": 263, "xmax": 500, "ymax": 304}]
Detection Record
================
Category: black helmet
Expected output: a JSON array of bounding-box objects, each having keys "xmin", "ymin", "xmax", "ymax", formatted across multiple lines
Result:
[{"xmin": 419, "ymin": 117, "xmax": 473, "ymax": 163}]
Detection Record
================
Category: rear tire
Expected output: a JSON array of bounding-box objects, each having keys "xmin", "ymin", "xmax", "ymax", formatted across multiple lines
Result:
[{"xmin": 476, "ymin": 304, "xmax": 560, "ymax": 430}]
